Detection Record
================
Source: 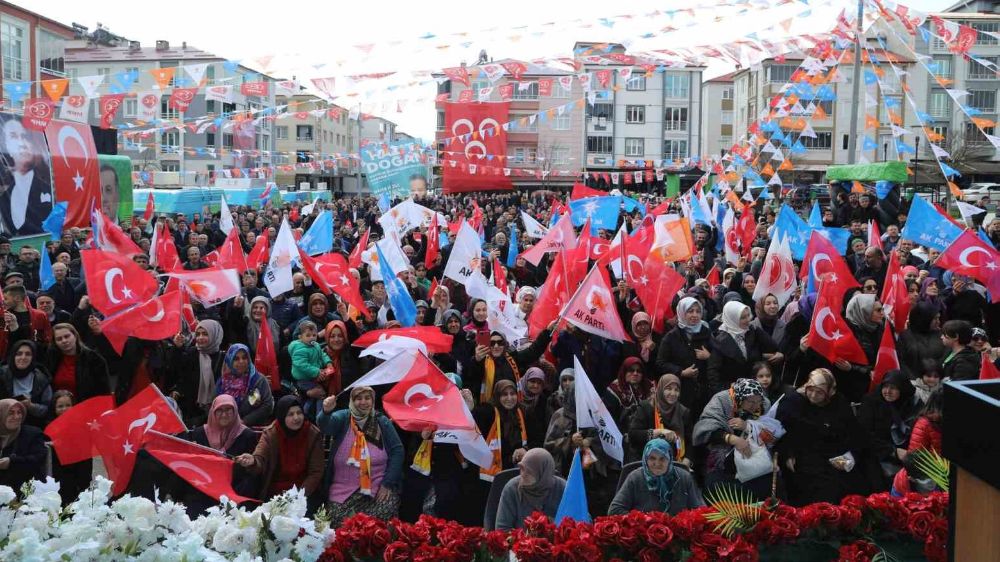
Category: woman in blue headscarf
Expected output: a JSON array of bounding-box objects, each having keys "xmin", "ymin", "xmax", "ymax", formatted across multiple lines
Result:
[
  {"xmin": 217, "ymin": 344, "xmax": 274, "ymax": 426},
  {"xmin": 608, "ymin": 439, "xmax": 704, "ymax": 515}
]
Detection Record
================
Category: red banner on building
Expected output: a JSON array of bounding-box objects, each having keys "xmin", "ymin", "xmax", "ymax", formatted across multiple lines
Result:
[{"xmin": 442, "ymin": 102, "xmax": 512, "ymax": 194}]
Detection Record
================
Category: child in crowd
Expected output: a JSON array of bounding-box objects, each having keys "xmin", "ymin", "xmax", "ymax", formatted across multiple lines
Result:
[
  {"xmin": 47, "ymin": 391, "xmax": 93, "ymax": 505},
  {"xmin": 289, "ymin": 320, "xmax": 333, "ymax": 419},
  {"xmin": 892, "ymin": 391, "xmax": 943, "ymax": 496},
  {"xmin": 753, "ymin": 361, "xmax": 793, "ymax": 407},
  {"xmin": 912, "ymin": 359, "xmax": 942, "ymax": 405}
]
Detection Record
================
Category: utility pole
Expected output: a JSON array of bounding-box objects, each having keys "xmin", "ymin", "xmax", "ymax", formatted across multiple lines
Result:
[{"xmin": 846, "ymin": 0, "xmax": 864, "ymax": 164}]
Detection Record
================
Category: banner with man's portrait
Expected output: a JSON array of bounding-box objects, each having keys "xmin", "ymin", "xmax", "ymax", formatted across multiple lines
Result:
[
  {"xmin": 0, "ymin": 112, "xmax": 55, "ymax": 239},
  {"xmin": 98, "ymin": 154, "xmax": 134, "ymax": 224}
]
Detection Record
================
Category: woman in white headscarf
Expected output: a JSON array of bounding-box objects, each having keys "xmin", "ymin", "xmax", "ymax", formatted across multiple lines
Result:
[
  {"xmin": 707, "ymin": 301, "xmax": 781, "ymax": 394},
  {"xmin": 656, "ymin": 297, "xmax": 713, "ymax": 412}
]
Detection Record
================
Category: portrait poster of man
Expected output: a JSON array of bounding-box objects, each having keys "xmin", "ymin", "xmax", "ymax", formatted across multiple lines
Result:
[
  {"xmin": 0, "ymin": 112, "xmax": 55, "ymax": 238},
  {"xmin": 360, "ymin": 140, "xmax": 429, "ymax": 199},
  {"xmin": 98, "ymin": 154, "xmax": 135, "ymax": 224}
]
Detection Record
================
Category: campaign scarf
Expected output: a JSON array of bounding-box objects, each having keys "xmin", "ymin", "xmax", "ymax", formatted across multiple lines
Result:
[
  {"xmin": 479, "ymin": 407, "xmax": 527, "ymax": 482},
  {"xmin": 480, "ymin": 354, "xmax": 521, "ymax": 404},
  {"xmin": 347, "ymin": 416, "xmax": 373, "ymax": 496}
]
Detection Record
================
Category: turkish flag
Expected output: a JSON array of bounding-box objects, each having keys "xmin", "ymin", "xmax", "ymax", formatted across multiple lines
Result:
[
  {"xmin": 981, "ymin": 353, "xmax": 1000, "ymax": 380},
  {"xmin": 528, "ymin": 237, "xmax": 589, "ymax": 338},
  {"xmin": 442, "ymin": 102, "xmax": 512, "ymax": 193},
  {"xmin": 44, "ymin": 395, "xmax": 116, "ymax": 464},
  {"xmin": 491, "ymin": 256, "xmax": 508, "ymax": 294},
  {"xmin": 425, "ymin": 214, "xmax": 440, "ymax": 270},
  {"xmin": 217, "ymin": 228, "xmax": 249, "ymax": 273},
  {"xmin": 806, "ymin": 278, "xmax": 868, "ymax": 365},
  {"xmin": 349, "ymin": 228, "xmax": 370, "ymax": 270},
  {"xmin": 45, "ymin": 119, "xmax": 103, "ymax": 228},
  {"xmin": 935, "ymin": 230, "xmax": 1000, "ymax": 300},
  {"xmin": 143, "ymin": 192, "xmax": 155, "ymax": 221},
  {"xmin": 560, "ymin": 265, "xmax": 631, "ymax": 342},
  {"xmin": 881, "ymin": 251, "xmax": 911, "ymax": 330},
  {"xmin": 154, "ymin": 222, "xmax": 182, "ymax": 272},
  {"xmin": 519, "ymin": 213, "xmax": 578, "ymax": 266},
  {"xmin": 81, "ymin": 249, "xmax": 161, "ymax": 317},
  {"xmin": 101, "ymin": 290, "xmax": 184, "ymax": 355},
  {"xmin": 870, "ymin": 323, "xmax": 900, "ymax": 391},
  {"xmin": 246, "ymin": 233, "xmax": 270, "ymax": 272},
  {"xmin": 621, "ymin": 224, "xmax": 654, "ymax": 289},
  {"xmin": 147, "ymin": 447, "xmax": 256, "ymax": 503},
  {"xmin": 382, "ymin": 358, "xmax": 473, "ymax": 431},
  {"xmin": 571, "ymin": 182, "xmax": 607, "ymax": 200},
  {"xmin": 577, "ymin": 219, "xmax": 612, "ymax": 262},
  {"xmin": 868, "ymin": 221, "xmax": 883, "ymax": 251},
  {"xmin": 91, "ymin": 206, "xmax": 143, "ymax": 256},
  {"xmin": 202, "ymin": 250, "xmax": 219, "ymax": 267},
  {"xmin": 298, "ymin": 251, "xmax": 370, "ymax": 319},
  {"xmin": 735, "ymin": 208, "xmax": 757, "ymax": 256},
  {"xmin": 165, "ymin": 268, "xmax": 242, "ymax": 308},
  {"xmin": 636, "ymin": 253, "xmax": 686, "ymax": 333},
  {"xmin": 353, "ymin": 326, "xmax": 453, "ymax": 355},
  {"xmin": 255, "ymin": 310, "xmax": 280, "ymax": 392},
  {"xmin": 92, "ymin": 385, "xmax": 186, "ymax": 495}
]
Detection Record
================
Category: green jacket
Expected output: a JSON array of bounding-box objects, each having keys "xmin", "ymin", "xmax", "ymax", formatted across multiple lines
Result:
[{"xmin": 288, "ymin": 340, "xmax": 331, "ymax": 381}]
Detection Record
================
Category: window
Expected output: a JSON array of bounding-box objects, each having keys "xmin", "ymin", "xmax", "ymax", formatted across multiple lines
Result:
[
  {"xmin": 664, "ymin": 107, "xmax": 688, "ymax": 131},
  {"xmin": 160, "ymin": 98, "xmax": 179, "ymax": 120},
  {"xmin": 38, "ymin": 30, "xmax": 65, "ymax": 75},
  {"xmin": 552, "ymin": 113, "xmax": 572, "ymax": 130},
  {"xmin": 436, "ymin": 112, "xmax": 445, "ymax": 131},
  {"xmin": 296, "ymin": 125, "xmax": 313, "ymax": 141},
  {"xmin": 843, "ymin": 134, "xmax": 849, "ymax": 150},
  {"xmin": 931, "ymin": 56, "xmax": 953, "ymax": 78},
  {"xmin": 664, "ymin": 73, "xmax": 690, "ymax": 98},
  {"xmin": 767, "ymin": 64, "xmax": 798, "ymax": 84},
  {"xmin": 625, "ymin": 138, "xmax": 644, "ymax": 157},
  {"xmin": 275, "ymin": 126, "xmax": 288, "ymax": 140},
  {"xmin": 511, "ymin": 114, "xmax": 537, "ymax": 132},
  {"xmin": 206, "ymin": 100, "xmax": 216, "ymax": 114},
  {"xmin": 587, "ymin": 136, "xmax": 613, "ymax": 153},
  {"xmin": 553, "ymin": 80, "xmax": 571, "ymax": 98},
  {"xmin": 930, "ymin": 90, "xmax": 951, "ymax": 118},
  {"xmin": 589, "ymin": 102, "xmax": 613, "ymax": 131},
  {"xmin": 721, "ymin": 111, "xmax": 733, "ymax": 125},
  {"xmin": 1, "ymin": 20, "xmax": 27, "ymax": 80},
  {"xmin": 800, "ymin": 132, "xmax": 833, "ymax": 149},
  {"xmin": 625, "ymin": 105, "xmax": 645, "ymax": 124},
  {"xmin": 663, "ymin": 139, "xmax": 688, "ymax": 160},
  {"xmin": 513, "ymin": 82, "xmax": 539, "ymax": 100},
  {"xmin": 626, "ymin": 75, "xmax": 646, "ymax": 91},
  {"xmin": 206, "ymin": 65, "xmax": 216, "ymax": 84},
  {"xmin": 123, "ymin": 98, "xmax": 137, "ymax": 118},
  {"xmin": 223, "ymin": 134, "xmax": 234, "ymax": 148},
  {"xmin": 206, "ymin": 132, "xmax": 216, "ymax": 146},
  {"xmin": 470, "ymin": 80, "xmax": 489, "ymax": 94},
  {"xmin": 161, "ymin": 161, "xmax": 180, "ymax": 172},
  {"xmin": 552, "ymin": 147, "xmax": 570, "ymax": 165},
  {"xmin": 160, "ymin": 131, "xmax": 179, "ymax": 150},
  {"xmin": 973, "ymin": 22, "xmax": 1000, "ymax": 45},
  {"xmin": 510, "ymin": 146, "xmax": 537, "ymax": 164},
  {"xmin": 722, "ymin": 87, "xmax": 734, "ymax": 100},
  {"xmin": 261, "ymin": 135, "xmax": 270, "ymax": 152},
  {"xmin": 969, "ymin": 89, "xmax": 997, "ymax": 112},
  {"xmin": 968, "ymin": 56, "xmax": 998, "ymax": 80},
  {"xmin": 966, "ymin": 121, "xmax": 995, "ymax": 145},
  {"xmin": 930, "ymin": 125, "xmax": 948, "ymax": 147}
]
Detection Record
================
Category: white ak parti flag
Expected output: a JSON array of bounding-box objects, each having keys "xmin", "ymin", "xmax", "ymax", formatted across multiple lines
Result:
[{"xmin": 573, "ymin": 356, "xmax": 624, "ymax": 462}]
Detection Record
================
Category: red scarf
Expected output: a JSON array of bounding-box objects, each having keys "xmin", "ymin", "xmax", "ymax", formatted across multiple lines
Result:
[{"xmin": 271, "ymin": 421, "xmax": 312, "ymax": 494}]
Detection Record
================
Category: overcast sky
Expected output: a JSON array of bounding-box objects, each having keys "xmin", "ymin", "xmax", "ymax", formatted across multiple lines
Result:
[{"xmin": 23, "ymin": 0, "xmax": 953, "ymax": 139}]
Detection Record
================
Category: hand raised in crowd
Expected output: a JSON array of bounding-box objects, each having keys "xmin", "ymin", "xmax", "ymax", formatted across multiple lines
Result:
[
  {"xmin": 173, "ymin": 332, "xmax": 187, "ymax": 348},
  {"xmin": 652, "ymin": 428, "xmax": 677, "ymax": 442},
  {"xmin": 460, "ymin": 388, "xmax": 475, "ymax": 410},
  {"xmin": 3, "ymin": 312, "xmax": 17, "ymax": 332},
  {"xmin": 421, "ymin": 427, "xmax": 436, "ymax": 440},
  {"xmin": 474, "ymin": 345, "xmax": 488, "ymax": 362},
  {"xmin": 88, "ymin": 315, "xmax": 102, "ymax": 335},
  {"xmin": 322, "ymin": 396, "xmax": 338, "ymax": 414}
]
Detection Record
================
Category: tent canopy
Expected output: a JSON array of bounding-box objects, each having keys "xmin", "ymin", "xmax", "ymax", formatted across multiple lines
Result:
[{"xmin": 825, "ymin": 161, "xmax": 909, "ymax": 183}]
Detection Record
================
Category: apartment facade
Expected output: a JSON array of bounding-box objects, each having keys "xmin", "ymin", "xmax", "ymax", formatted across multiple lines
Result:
[
  {"xmin": 273, "ymin": 92, "xmax": 358, "ymax": 192},
  {"xmin": 700, "ymin": 72, "xmax": 735, "ymax": 159},
  {"xmin": 0, "ymin": 1, "xmax": 75, "ymax": 108},
  {"xmin": 65, "ymin": 38, "xmax": 277, "ymax": 186}
]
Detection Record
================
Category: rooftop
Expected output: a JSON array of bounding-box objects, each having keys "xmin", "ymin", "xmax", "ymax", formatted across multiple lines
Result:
[
  {"xmin": 706, "ymin": 71, "xmax": 737, "ymax": 83},
  {"xmin": 66, "ymin": 43, "xmax": 221, "ymax": 63},
  {"xmin": 0, "ymin": 1, "xmax": 75, "ymax": 33}
]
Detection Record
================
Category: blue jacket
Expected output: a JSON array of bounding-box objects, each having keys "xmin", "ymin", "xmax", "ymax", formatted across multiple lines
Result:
[{"xmin": 315, "ymin": 409, "xmax": 404, "ymax": 493}]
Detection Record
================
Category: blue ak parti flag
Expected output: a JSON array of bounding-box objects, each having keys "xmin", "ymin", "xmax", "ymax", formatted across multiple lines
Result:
[
  {"xmin": 555, "ymin": 448, "xmax": 591, "ymax": 525},
  {"xmin": 808, "ymin": 201, "xmax": 823, "ymax": 228},
  {"xmin": 297, "ymin": 210, "xmax": 334, "ymax": 256},
  {"xmin": 569, "ymin": 195, "xmax": 622, "ymax": 231},
  {"xmin": 774, "ymin": 204, "xmax": 850, "ymax": 260},
  {"xmin": 900, "ymin": 196, "xmax": 962, "ymax": 252},
  {"xmin": 506, "ymin": 224, "xmax": 519, "ymax": 268},
  {"xmin": 39, "ymin": 249, "xmax": 55, "ymax": 291},
  {"xmin": 377, "ymin": 244, "xmax": 417, "ymax": 327},
  {"xmin": 42, "ymin": 201, "xmax": 68, "ymax": 242}
]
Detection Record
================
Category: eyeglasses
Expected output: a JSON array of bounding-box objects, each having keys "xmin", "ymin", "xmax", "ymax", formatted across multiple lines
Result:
[
  {"xmin": 863, "ymin": 285, "xmax": 878, "ymax": 292},
  {"xmin": 489, "ymin": 340, "xmax": 505, "ymax": 347}
]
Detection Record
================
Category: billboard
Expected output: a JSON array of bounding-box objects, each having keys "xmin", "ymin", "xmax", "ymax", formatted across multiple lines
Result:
[
  {"xmin": 98, "ymin": 155, "xmax": 134, "ymax": 224},
  {"xmin": 442, "ymin": 102, "xmax": 512, "ymax": 194},
  {"xmin": 360, "ymin": 140, "xmax": 428, "ymax": 198},
  {"xmin": 0, "ymin": 112, "xmax": 55, "ymax": 239}
]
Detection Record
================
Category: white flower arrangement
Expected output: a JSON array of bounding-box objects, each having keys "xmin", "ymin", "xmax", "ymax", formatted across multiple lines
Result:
[{"xmin": 0, "ymin": 477, "xmax": 334, "ymax": 561}]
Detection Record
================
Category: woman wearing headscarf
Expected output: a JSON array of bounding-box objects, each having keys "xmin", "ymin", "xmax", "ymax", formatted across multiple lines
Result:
[
  {"xmin": 857, "ymin": 370, "xmax": 920, "ymax": 491},
  {"xmin": 44, "ymin": 323, "xmax": 109, "ymax": 402},
  {"xmin": 236, "ymin": 396, "xmax": 324, "ymax": 506},
  {"xmin": 321, "ymin": 320, "xmax": 362, "ymax": 403},
  {"xmin": 0, "ymin": 399, "xmax": 46, "ymax": 490},
  {"xmin": 843, "ymin": 293, "xmax": 885, "ymax": 402},
  {"xmin": 603, "ymin": 357, "xmax": 653, "ymax": 427},
  {"xmin": 437, "ymin": 308, "xmax": 473, "ymax": 376},
  {"xmin": 464, "ymin": 298, "xmax": 491, "ymax": 341},
  {"xmin": 622, "ymin": 312, "xmax": 660, "ymax": 379},
  {"xmin": 609, "ymin": 439, "xmax": 704, "ymax": 515},
  {"xmin": 752, "ymin": 293, "xmax": 788, "ymax": 350},
  {"xmin": 519, "ymin": 367, "xmax": 552, "ymax": 443},
  {"xmin": 316, "ymin": 387, "xmax": 404, "ymax": 525},
  {"xmin": 476, "ymin": 380, "xmax": 539, "ymax": 482},
  {"xmin": 217, "ymin": 344, "xmax": 274, "ymax": 426},
  {"xmin": 186, "ymin": 395, "xmax": 260, "ymax": 496},
  {"xmin": 228, "ymin": 296, "xmax": 281, "ymax": 355},
  {"xmin": 692, "ymin": 379, "xmax": 777, "ymax": 501},
  {"xmin": 774, "ymin": 368, "xmax": 872, "ymax": 506},
  {"xmin": 707, "ymin": 301, "xmax": 781, "ymax": 394},
  {"xmin": 430, "ymin": 284, "xmax": 453, "ymax": 326},
  {"xmin": 780, "ymin": 293, "xmax": 840, "ymax": 389},
  {"xmin": 468, "ymin": 322, "xmax": 554, "ymax": 404},
  {"xmin": 169, "ymin": 320, "xmax": 224, "ymax": 425},
  {"xmin": 0, "ymin": 340, "xmax": 52, "ymax": 427},
  {"xmin": 547, "ymin": 368, "xmax": 574, "ymax": 412},
  {"xmin": 896, "ymin": 302, "xmax": 945, "ymax": 380},
  {"xmin": 919, "ymin": 277, "xmax": 946, "ymax": 318},
  {"xmin": 495, "ymin": 448, "xmax": 567, "ymax": 530},
  {"xmin": 627, "ymin": 374, "xmax": 691, "ymax": 465},
  {"xmin": 543, "ymin": 382, "xmax": 619, "ymax": 516},
  {"xmin": 290, "ymin": 293, "xmax": 339, "ymax": 340},
  {"xmin": 656, "ymin": 297, "xmax": 713, "ymax": 413}
]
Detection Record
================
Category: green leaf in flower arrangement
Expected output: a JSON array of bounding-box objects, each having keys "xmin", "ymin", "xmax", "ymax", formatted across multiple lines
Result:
[
  {"xmin": 703, "ymin": 483, "xmax": 766, "ymax": 538},
  {"xmin": 908, "ymin": 448, "xmax": 950, "ymax": 492}
]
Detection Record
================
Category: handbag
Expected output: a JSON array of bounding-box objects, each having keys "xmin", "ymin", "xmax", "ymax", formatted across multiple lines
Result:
[{"xmin": 734, "ymin": 440, "xmax": 773, "ymax": 483}]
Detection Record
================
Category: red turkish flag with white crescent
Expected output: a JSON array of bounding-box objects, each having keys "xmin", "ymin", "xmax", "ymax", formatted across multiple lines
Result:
[
  {"xmin": 144, "ymin": 431, "xmax": 256, "ymax": 503},
  {"xmin": 246, "ymin": 233, "xmax": 270, "ymax": 272},
  {"xmin": 425, "ymin": 215, "xmax": 440, "ymax": 270},
  {"xmin": 81, "ymin": 249, "xmax": 161, "ymax": 317},
  {"xmin": 44, "ymin": 395, "xmax": 116, "ymax": 465},
  {"xmin": 255, "ymin": 310, "xmax": 280, "ymax": 392},
  {"xmin": 442, "ymin": 101, "xmax": 512, "ymax": 193},
  {"xmin": 216, "ymin": 228, "xmax": 249, "ymax": 273},
  {"xmin": 349, "ymin": 228, "xmax": 370, "ymax": 270},
  {"xmin": 101, "ymin": 290, "xmax": 184, "ymax": 355},
  {"xmin": 44, "ymin": 119, "xmax": 103, "ymax": 228},
  {"xmin": 382, "ymin": 357, "xmax": 473, "ymax": 431},
  {"xmin": 528, "ymin": 239, "xmax": 588, "ymax": 338},
  {"xmin": 519, "ymin": 213, "xmax": 578, "ymax": 266},
  {"xmin": 298, "ymin": 250, "xmax": 370, "ymax": 320},
  {"xmin": 165, "ymin": 268, "xmax": 241, "ymax": 308},
  {"xmin": 806, "ymin": 278, "xmax": 868, "ymax": 365},
  {"xmin": 635, "ymin": 253, "xmax": 686, "ymax": 333},
  {"xmin": 935, "ymin": 230, "xmax": 1000, "ymax": 300},
  {"xmin": 870, "ymin": 323, "xmax": 900, "ymax": 391},
  {"xmin": 153, "ymin": 221, "xmax": 182, "ymax": 272},
  {"xmin": 352, "ymin": 326, "xmax": 453, "ymax": 355},
  {"xmin": 881, "ymin": 251, "xmax": 911, "ymax": 330}
]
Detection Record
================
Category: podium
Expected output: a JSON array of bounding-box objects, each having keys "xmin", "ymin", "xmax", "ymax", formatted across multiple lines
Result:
[{"xmin": 943, "ymin": 380, "xmax": 1000, "ymax": 562}]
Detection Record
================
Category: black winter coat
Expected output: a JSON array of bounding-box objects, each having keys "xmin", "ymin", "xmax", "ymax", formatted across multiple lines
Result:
[
  {"xmin": 941, "ymin": 346, "xmax": 980, "ymax": 381},
  {"xmin": 43, "ymin": 346, "xmax": 110, "ymax": 402},
  {"xmin": 706, "ymin": 327, "xmax": 777, "ymax": 393},
  {"xmin": 655, "ymin": 326, "xmax": 713, "ymax": 411}
]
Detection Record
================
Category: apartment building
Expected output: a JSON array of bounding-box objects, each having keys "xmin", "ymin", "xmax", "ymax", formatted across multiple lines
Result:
[
  {"xmin": 700, "ymin": 72, "xmax": 736, "ymax": 159},
  {"xmin": 0, "ymin": 1, "xmax": 75, "ymax": 108},
  {"xmin": 65, "ymin": 37, "xmax": 277, "ymax": 186},
  {"xmin": 273, "ymin": 91, "xmax": 358, "ymax": 192}
]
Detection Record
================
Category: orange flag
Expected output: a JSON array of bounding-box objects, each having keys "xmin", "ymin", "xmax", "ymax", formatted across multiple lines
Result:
[
  {"xmin": 813, "ymin": 104, "xmax": 828, "ymax": 119},
  {"xmin": 865, "ymin": 114, "xmax": 879, "ymax": 129},
  {"xmin": 40, "ymin": 78, "xmax": 68, "ymax": 102},
  {"xmin": 948, "ymin": 181, "xmax": 964, "ymax": 198},
  {"xmin": 149, "ymin": 67, "xmax": 176, "ymax": 90}
]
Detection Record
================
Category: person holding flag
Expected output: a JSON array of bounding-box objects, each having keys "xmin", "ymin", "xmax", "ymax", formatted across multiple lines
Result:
[{"xmin": 467, "ymin": 321, "xmax": 556, "ymax": 405}]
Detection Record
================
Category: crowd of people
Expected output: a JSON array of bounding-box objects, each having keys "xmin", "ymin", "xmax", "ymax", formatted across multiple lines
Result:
[{"xmin": 0, "ymin": 186, "xmax": 996, "ymax": 531}]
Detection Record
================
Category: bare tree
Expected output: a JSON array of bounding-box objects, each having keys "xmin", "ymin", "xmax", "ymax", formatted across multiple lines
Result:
[{"xmin": 535, "ymin": 141, "xmax": 565, "ymax": 191}]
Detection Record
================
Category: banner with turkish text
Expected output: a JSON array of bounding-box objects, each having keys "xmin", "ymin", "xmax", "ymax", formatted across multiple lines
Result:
[
  {"xmin": 361, "ymin": 140, "xmax": 428, "ymax": 198},
  {"xmin": 442, "ymin": 102, "xmax": 511, "ymax": 193}
]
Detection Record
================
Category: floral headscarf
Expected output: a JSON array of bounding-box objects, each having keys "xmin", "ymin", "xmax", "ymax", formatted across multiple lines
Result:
[
  {"xmin": 219, "ymin": 344, "xmax": 257, "ymax": 399},
  {"xmin": 642, "ymin": 439, "xmax": 677, "ymax": 510}
]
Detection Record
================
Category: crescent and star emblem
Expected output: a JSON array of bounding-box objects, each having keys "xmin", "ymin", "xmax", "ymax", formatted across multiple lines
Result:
[
  {"xmin": 814, "ymin": 307, "xmax": 842, "ymax": 341},
  {"xmin": 403, "ymin": 383, "xmax": 444, "ymax": 412}
]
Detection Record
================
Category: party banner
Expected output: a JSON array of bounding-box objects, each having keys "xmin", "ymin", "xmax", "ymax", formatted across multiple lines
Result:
[
  {"xmin": 0, "ymin": 112, "xmax": 55, "ymax": 239},
  {"xmin": 98, "ymin": 155, "xmax": 134, "ymax": 224},
  {"xmin": 442, "ymin": 102, "xmax": 511, "ymax": 194},
  {"xmin": 360, "ymin": 140, "xmax": 428, "ymax": 198}
]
